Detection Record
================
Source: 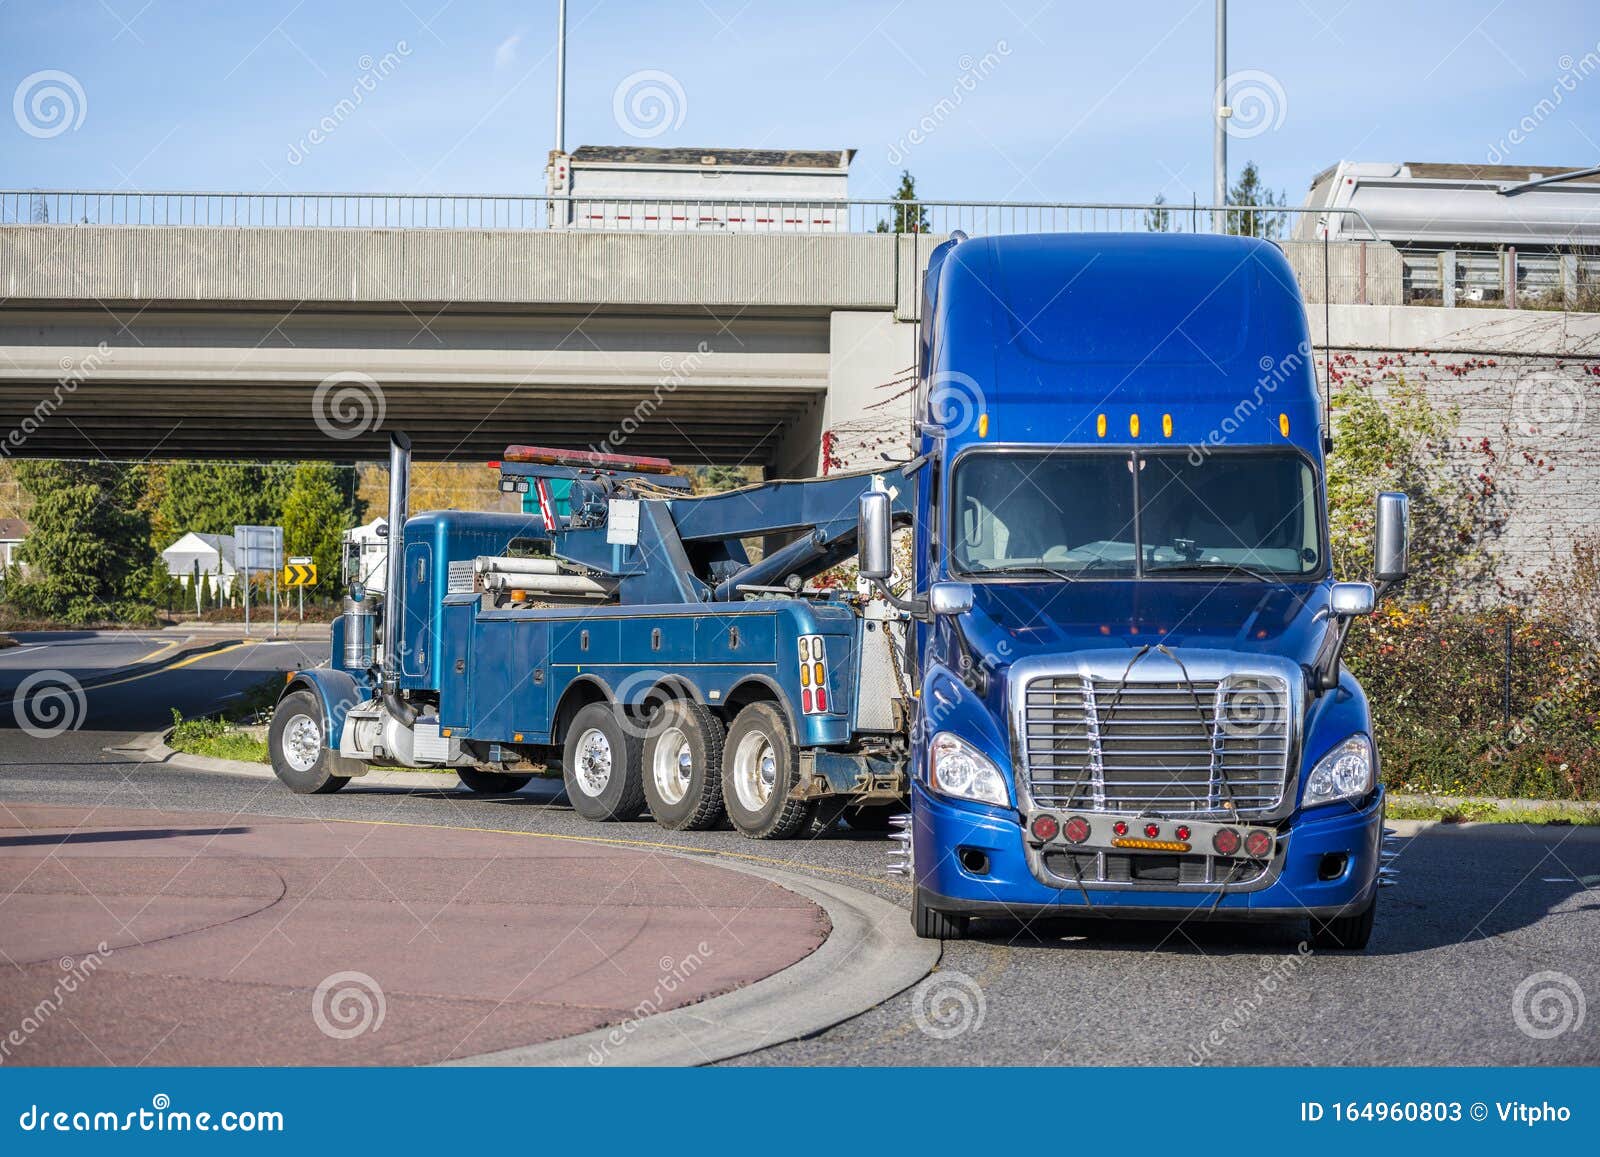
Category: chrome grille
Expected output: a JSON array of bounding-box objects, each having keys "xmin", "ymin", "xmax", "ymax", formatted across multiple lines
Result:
[{"xmin": 1022, "ymin": 675, "xmax": 1289, "ymax": 815}]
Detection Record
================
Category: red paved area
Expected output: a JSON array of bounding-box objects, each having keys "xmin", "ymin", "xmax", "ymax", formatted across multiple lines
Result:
[{"xmin": 0, "ymin": 804, "xmax": 828, "ymax": 1065}]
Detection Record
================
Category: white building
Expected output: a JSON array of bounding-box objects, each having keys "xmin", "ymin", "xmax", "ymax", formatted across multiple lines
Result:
[
  {"xmin": 162, "ymin": 531, "xmax": 237, "ymax": 599},
  {"xmin": 546, "ymin": 146, "xmax": 855, "ymax": 232},
  {"xmin": 0, "ymin": 518, "xmax": 27, "ymax": 572},
  {"xmin": 1298, "ymin": 161, "xmax": 1600, "ymax": 305}
]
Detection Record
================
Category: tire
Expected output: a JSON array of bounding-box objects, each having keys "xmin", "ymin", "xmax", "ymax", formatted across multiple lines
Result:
[
  {"xmin": 642, "ymin": 698, "xmax": 726, "ymax": 830},
  {"xmin": 1309, "ymin": 894, "xmax": 1376, "ymax": 951},
  {"xmin": 457, "ymin": 767, "xmax": 534, "ymax": 794},
  {"xmin": 721, "ymin": 701, "xmax": 814, "ymax": 839},
  {"xmin": 913, "ymin": 886, "xmax": 970, "ymax": 940},
  {"xmin": 269, "ymin": 690, "xmax": 355, "ymax": 795},
  {"xmin": 561, "ymin": 701, "xmax": 646, "ymax": 821}
]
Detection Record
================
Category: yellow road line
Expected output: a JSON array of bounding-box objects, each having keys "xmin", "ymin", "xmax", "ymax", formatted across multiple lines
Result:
[
  {"xmin": 314, "ymin": 813, "xmax": 909, "ymax": 892},
  {"xmin": 89, "ymin": 640, "xmax": 257, "ymax": 692}
]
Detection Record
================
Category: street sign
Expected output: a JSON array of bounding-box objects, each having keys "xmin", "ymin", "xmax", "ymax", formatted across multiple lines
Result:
[
  {"xmin": 234, "ymin": 525, "xmax": 283, "ymax": 573},
  {"xmin": 282, "ymin": 562, "xmax": 318, "ymax": 587}
]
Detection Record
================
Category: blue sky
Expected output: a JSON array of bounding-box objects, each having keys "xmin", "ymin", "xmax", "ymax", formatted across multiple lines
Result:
[{"xmin": 2, "ymin": 1, "xmax": 1597, "ymax": 208}]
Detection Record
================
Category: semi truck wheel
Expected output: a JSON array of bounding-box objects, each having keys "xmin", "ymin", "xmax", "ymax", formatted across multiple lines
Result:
[
  {"xmin": 561, "ymin": 702, "xmax": 646, "ymax": 821},
  {"xmin": 913, "ymin": 886, "xmax": 971, "ymax": 940},
  {"xmin": 642, "ymin": 699, "xmax": 725, "ymax": 831},
  {"xmin": 1309, "ymin": 895, "xmax": 1376, "ymax": 951},
  {"xmin": 721, "ymin": 702, "xmax": 813, "ymax": 839},
  {"xmin": 269, "ymin": 690, "xmax": 353, "ymax": 795},
  {"xmin": 457, "ymin": 767, "xmax": 534, "ymax": 794}
]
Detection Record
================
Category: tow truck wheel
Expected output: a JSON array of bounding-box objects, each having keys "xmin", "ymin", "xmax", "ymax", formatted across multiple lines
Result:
[
  {"xmin": 721, "ymin": 702, "xmax": 813, "ymax": 839},
  {"xmin": 457, "ymin": 767, "xmax": 534, "ymax": 794},
  {"xmin": 913, "ymin": 886, "xmax": 971, "ymax": 940},
  {"xmin": 1309, "ymin": 894, "xmax": 1377, "ymax": 951},
  {"xmin": 561, "ymin": 702, "xmax": 646, "ymax": 821},
  {"xmin": 269, "ymin": 690, "xmax": 352, "ymax": 795},
  {"xmin": 642, "ymin": 699, "xmax": 725, "ymax": 831}
]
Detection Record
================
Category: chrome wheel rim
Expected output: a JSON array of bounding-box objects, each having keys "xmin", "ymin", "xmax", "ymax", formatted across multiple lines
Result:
[
  {"xmin": 282, "ymin": 714, "xmax": 321, "ymax": 773},
  {"xmin": 574, "ymin": 726, "xmax": 613, "ymax": 797},
  {"xmin": 732, "ymin": 730, "xmax": 778, "ymax": 813},
  {"xmin": 651, "ymin": 725, "xmax": 693, "ymax": 806}
]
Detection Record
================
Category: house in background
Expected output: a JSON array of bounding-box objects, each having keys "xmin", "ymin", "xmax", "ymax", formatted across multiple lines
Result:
[
  {"xmin": 0, "ymin": 518, "xmax": 27, "ymax": 574},
  {"xmin": 161, "ymin": 532, "xmax": 237, "ymax": 601}
]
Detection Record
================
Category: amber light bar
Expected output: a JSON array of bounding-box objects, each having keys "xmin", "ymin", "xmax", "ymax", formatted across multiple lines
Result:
[
  {"xmin": 501, "ymin": 444, "xmax": 675, "ymax": 474},
  {"xmin": 1111, "ymin": 837, "xmax": 1193, "ymax": 853}
]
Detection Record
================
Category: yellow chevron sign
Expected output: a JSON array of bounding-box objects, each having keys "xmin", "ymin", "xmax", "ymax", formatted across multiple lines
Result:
[{"xmin": 281, "ymin": 562, "xmax": 317, "ymax": 587}]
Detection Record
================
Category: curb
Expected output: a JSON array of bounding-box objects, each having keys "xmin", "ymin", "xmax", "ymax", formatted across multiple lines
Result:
[
  {"xmin": 445, "ymin": 854, "xmax": 939, "ymax": 1068},
  {"xmin": 115, "ymin": 732, "xmax": 941, "ymax": 1068},
  {"xmin": 1387, "ymin": 817, "xmax": 1600, "ymax": 841},
  {"xmin": 109, "ymin": 729, "xmax": 462, "ymax": 790},
  {"xmin": 1388, "ymin": 792, "xmax": 1600, "ymax": 816}
]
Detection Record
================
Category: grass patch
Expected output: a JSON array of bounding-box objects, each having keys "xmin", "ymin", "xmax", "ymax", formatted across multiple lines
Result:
[
  {"xmin": 168, "ymin": 709, "xmax": 269, "ymax": 764},
  {"xmin": 1386, "ymin": 799, "xmax": 1600, "ymax": 826}
]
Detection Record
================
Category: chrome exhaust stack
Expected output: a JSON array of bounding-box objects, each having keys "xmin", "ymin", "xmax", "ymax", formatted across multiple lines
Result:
[{"xmin": 380, "ymin": 431, "xmax": 415, "ymax": 726}]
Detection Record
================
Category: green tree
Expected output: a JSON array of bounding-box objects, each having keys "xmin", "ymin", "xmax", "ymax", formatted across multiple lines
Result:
[
  {"xmin": 876, "ymin": 171, "xmax": 931, "ymax": 234},
  {"xmin": 9, "ymin": 461, "xmax": 154, "ymax": 622},
  {"xmin": 1226, "ymin": 161, "xmax": 1287, "ymax": 239},
  {"xmin": 1145, "ymin": 193, "xmax": 1172, "ymax": 233},
  {"xmin": 157, "ymin": 462, "xmax": 294, "ymax": 540},
  {"xmin": 280, "ymin": 462, "xmax": 355, "ymax": 599}
]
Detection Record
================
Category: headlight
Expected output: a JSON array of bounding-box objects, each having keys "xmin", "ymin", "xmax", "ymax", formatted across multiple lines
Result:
[
  {"xmin": 1303, "ymin": 734, "xmax": 1373, "ymax": 806},
  {"xmin": 929, "ymin": 732, "xmax": 1009, "ymax": 807}
]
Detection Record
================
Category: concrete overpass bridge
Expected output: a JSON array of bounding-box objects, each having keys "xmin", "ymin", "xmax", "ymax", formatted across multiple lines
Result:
[{"xmin": 0, "ymin": 192, "xmax": 1592, "ymax": 489}]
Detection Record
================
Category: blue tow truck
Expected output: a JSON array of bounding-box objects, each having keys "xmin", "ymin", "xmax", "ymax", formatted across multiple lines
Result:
[{"xmin": 272, "ymin": 231, "xmax": 1409, "ymax": 948}]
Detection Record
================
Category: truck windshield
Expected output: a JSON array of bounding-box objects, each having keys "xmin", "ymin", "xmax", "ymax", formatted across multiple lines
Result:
[{"xmin": 948, "ymin": 450, "xmax": 1322, "ymax": 579}]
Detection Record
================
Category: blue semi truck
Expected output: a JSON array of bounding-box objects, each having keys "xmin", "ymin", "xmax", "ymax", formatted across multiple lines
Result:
[{"xmin": 272, "ymin": 231, "xmax": 1408, "ymax": 948}]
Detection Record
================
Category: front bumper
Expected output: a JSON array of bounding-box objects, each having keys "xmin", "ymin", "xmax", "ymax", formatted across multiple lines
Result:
[{"xmin": 912, "ymin": 781, "xmax": 1384, "ymax": 921}]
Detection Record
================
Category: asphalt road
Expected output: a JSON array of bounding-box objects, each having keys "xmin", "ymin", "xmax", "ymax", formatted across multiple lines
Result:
[{"xmin": 3, "ymin": 634, "xmax": 1597, "ymax": 1066}]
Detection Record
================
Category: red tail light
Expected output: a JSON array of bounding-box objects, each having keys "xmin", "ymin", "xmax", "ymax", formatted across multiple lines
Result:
[
  {"xmin": 1112, "ymin": 820, "xmax": 1129, "ymax": 836},
  {"xmin": 1144, "ymin": 822, "xmax": 1160, "ymax": 839},
  {"xmin": 1031, "ymin": 815, "xmax": 1059, "ymax": 842},
  {"xmin": 1063, "ymin": 816, "xmax": 1091, "ymax": 844},
  {"xmin": 1244, "ymin": 830, "xmax": 1273, "ymax": 859},
  {"xmin": 1213, "ymin": 828, "xmax": 1241, "ymax": 856},
  {"xmin": 1175, "ymin": 825, "xmax": 1191, "ymax": 841}
]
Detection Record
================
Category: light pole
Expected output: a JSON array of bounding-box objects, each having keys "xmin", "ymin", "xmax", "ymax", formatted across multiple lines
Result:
[
  {"xmin": 554, "ymin": 0, "xmax": 567, "ymax": 155},
  {"xmin": 1213, "ymin": 0, "xmax": 1228, "ymax": 233}
]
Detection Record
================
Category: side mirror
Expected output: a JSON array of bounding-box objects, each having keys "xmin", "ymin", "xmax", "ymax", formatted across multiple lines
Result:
[
  {"xmin": 1373, "ymin": 492, "xmax": 1410, "ymax": 583},
  {"xmin": 928, "ymin": 582, "xmax": 974, "ymax": 616},
  {"xmin": 857, "ymin": 491, "xmax": 893, "ymax": 582},
  {"xmin": 1329, "ymin": 581, "xmax": 1375, "ymax": 617}
]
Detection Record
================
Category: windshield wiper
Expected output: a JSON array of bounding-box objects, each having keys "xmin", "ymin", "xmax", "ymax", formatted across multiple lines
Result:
[
  {"xmin": 1146, "ymin": 561, "xmax": 1286, "ymax": 582},
  {"xmin": 987, "ymin": 564, "xmax": 1079, "ymax": 583}
]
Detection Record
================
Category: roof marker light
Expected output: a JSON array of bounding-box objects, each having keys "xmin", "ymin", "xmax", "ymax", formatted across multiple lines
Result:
[
  {"xmin": 1279, "ymin": 412, "xmax": 1291, "ymax": 436},
  {"xmin": 1129, "ymin": 413, "xmax": 1140, "ymax": 437},
  {"xmin": 978, "ymin": 413, "xmax": 989, "ymax": 438},
  {"xmin": 1162, "ymin": 414, "xmax": 1173, "ymax": 437},
  {"xmin": 1096, "ymin": 414, "xmax": 1107, "ymax": 438}
]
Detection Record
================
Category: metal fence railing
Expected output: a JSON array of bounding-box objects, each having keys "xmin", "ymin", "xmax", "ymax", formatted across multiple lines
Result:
[{"xmin": 0, "ymin": 189, "xmax": 1379, "ymax": 241}]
